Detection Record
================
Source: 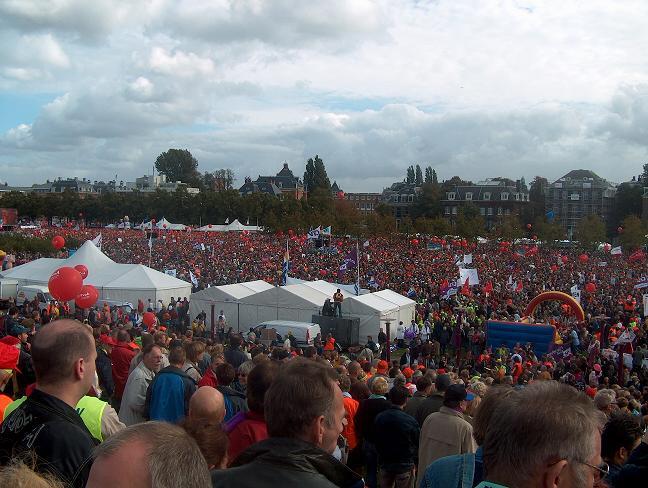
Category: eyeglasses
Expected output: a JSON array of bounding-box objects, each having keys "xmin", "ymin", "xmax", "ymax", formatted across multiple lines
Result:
[{"xmin": 580, "ymin": 461, "xmax": 609, "ymax": 479}]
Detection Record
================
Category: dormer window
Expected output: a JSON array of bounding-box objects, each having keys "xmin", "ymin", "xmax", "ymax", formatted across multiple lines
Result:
[
  {"xmin": 448, "ymin": 192, "xmax": 456, "ymax": 201},
  {"xmin": 483, "ymin": 192, "xmax": 491, "ymax": 201},
  {"xmin": 465, "ymin": 192, "xmax": 472, "ymax": 201},
  {"xmin": 501, "ymin": 193, "xmax": 509, "ymax": 201}
]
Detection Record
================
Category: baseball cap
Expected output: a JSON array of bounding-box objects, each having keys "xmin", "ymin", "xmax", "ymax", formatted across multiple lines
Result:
[
  {"xmin": 444, "ymin": 384, "xmax": 475, "ymax": 403},
  {"xmin": 376, "ymin": 360, "xmax": 389, "ymax": 374},
  {"xmin": 9, "ymin": 324, "xmax": 31, "ymax": 336}
]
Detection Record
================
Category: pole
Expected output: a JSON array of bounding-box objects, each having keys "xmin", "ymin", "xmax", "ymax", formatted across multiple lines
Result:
[
  {"xmin": 211, "ymin": 304, "xmax": 215, "ymax": 340},
  {"xmin": 148, "ymin": 234, "xmax": 153, "ymax": 268},
  {"xmin": 356, "ymin": 240, "xmax": 360, "ymax": 296},
  {"xmin": 385, "ymin": 321, "xmax": 391, "ymax": 362}
]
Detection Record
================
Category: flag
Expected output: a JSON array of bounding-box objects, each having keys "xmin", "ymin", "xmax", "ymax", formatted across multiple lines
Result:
[
  {"xmin": 427, "ymin": 242, "xmax": 442, "ymax": 251},
  {"xmin": 611, "ymin": 246, "xmax": 622, "ymax": 255},
  {"xmin": 321, "ymin": 226, "xmax": 332, "ymax": 236},
  {"xmin": 91, "ymin": 233, "xmax": 102, "ymax": 249},
  {"xmin": 463, "ymin": 254, "xmax": 473, "ymax": 265},
  {"xmin": 281, "ymin": 245, "xmax": 290, "ymax": 286},
  {"xmin": 461, "ymin": 277, "xmax": 471, "ymax": 296},
  {"xmin": 440, "ymin": 280, "xmax": 458, "ymax": 299},
  {"xmin": 246, "ymin": 218, "xmax": 250, "ymax": 225},
  {"xmin": 483, "ymin": 281, "xmax": 493, "ymax": 295},
  {"xmin": 338, "ymin": 248, "xmax": 358, "ymax": 279},
  {"xmin": 200, "ymin": 243, "xmax": 206, "ymax": 251},
  {"xmin": 368, "ymin": 276, "xmax": 379, "ymax": 289},
  {"xmin": 148, "ymin": 233, "xmax": 153, "ymax": 250},
  {"xmin": 634, "ymin": 277, "xmax": 648, "ymax": 290},
  {"xmin": 165, "ymin": 269, "xmax": 177, "ymax": 278},
  {"xmin": 189, "ymin": 270, "xmax": 198, "ymax": 287},
  {"xmin": 629, "ymin": 249, "xmax": 646, "ymax": 262},
  {"xmin": 307, "ymin": 226, "xmax": 321, "ymax": 240},
  {"xmin": 459, "ymin": 268, "xmax": 479, "ymax": 286},
  {"xmin": 515, "ymin": 280, "xmax": 523, "ymax": 293},
  {"xmin": 363, "ymin": 240, "xmax": 370, "ymax": 248}
]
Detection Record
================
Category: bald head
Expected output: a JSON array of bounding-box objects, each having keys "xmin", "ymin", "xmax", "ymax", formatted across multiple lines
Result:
[
  {"xmin": 31, "ymin": 319, "xmax": 95, "ymax": 386},
  {"xmin": 189, "ymin": 387, "xmax": 225, "ymax": 424}
]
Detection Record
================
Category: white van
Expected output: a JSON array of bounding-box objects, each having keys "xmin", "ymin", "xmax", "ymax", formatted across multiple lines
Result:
[
  {"xmin": 253, "ymin": 320, "xmax": 321, "ymax": 346},
  {"xmin": 0, "ymin": 279, "xmax": 18, "ymax": 300},
  {"xmin": 17, "ymin": 285, "xmax": 55, "ymax": 311}
]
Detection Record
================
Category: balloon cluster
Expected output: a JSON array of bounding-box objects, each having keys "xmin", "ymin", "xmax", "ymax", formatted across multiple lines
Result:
[{"xmin": 48, "ymin": 263, "xmax": 98, "ymax": 309}]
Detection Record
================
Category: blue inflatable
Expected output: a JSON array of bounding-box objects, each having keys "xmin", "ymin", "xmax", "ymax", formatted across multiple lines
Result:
[{"xmin": 486, "ymin": 321, "xmax": 555, "ymax": 356}]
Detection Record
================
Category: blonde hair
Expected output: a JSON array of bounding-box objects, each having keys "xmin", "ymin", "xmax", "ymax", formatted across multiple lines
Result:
[
  {"xmin": 371, "ymin": 376, "xmax": 389, "ymax": 395},
  {"xmin": 0, "ymin": 461, "xmax": 65, "ymax": 488}
]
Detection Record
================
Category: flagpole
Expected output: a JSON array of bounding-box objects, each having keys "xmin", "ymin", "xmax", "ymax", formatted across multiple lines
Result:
[{"xmin": 356, "ymin": 240, "xmax": 360, "ymax": 296}]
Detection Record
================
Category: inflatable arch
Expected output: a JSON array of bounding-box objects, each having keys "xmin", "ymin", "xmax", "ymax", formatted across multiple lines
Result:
[{"xmin": 524, "ymin": 291, "xmax": 585, "ymax": 322}]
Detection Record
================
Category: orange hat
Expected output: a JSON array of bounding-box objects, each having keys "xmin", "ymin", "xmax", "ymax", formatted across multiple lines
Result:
[
  {"xmin": 376, "ymin": 360, "xmax": 389, "ymax": 374},
  {"xmin": 402, "ymin": 367, "xmax": 414, "ymax": 378}
]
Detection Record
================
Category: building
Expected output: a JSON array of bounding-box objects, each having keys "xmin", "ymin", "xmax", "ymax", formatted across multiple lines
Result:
[
  {"xmin": 441, "ymin": 178, "xmax": 530, "ymax": 229},
  {"xmin": 381, "ymin": 182, "xmax": 421, "ymax": 222},
  {"xmin": 331, "ymin": 181, "xmax": 345, "ymax": 199},
  {"xmin": 50, "ymin": 177, "xmax": 98, "ymax": 195},
  {"xmin": 545, "ymin": 170, "xmax": 616, "ymax": 239},
  {"xmin": 134, "ymin": 174, "xmax": 199, "ymax": 194},
  {"xmin": 239, "ymin": 163, "xmax": 305, "ymax": 200},
  {"xmin": 344, "ymin": 192, "xmax": 381, "ymax": 215}
]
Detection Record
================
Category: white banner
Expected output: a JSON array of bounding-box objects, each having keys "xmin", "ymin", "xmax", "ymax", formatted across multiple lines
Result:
[
  {"xmin": 570, "ymin": 284, "xmax": 580, "ymax": 304},
  {"xmin": 463, "ymin": 254, "xmax": 473, "ymax": 265},
  {"xmin": 615, "ymin": 329, "xmax": 636, "ymax": 346},
  {"xmin": 644, "ymin": 294, "xmax": 648, "ymax": 316},
  {"xmin": 164, "ymin": 269, "xmax": 177, "ymax": 278},
  {"xmin": 459, "ymin": 268, "xmax": 480, "ymax": 286}
]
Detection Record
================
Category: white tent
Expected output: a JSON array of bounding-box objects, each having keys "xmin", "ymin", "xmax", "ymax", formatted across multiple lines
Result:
[
  {"xmin": 195, "ymin": 219, "xmax": 263, "ymax": 232},
  {"xmin": 189, "ymin": 280, "xmax": 274, "ymax": 331},
  {"xmin": 138, "ymin": 217, "xmax": 187, "ymax": 231},
  {"xmin": 373, "ymin": 289, "xmax": 416, "ymax": 326},
  {"xmin": 344, "ymin": 293, "xmax": 400, "ymax": 338},
  {"xmin": 284, "ymin": 277, "xmax": 369, "ymax": 295},
  {"xmin": 196, "ymin": 224, "xmax": 228, "ymax": 232},
  {"xmin": 0, "ymin": 240, "xmax": 191, "ymax": 306}
]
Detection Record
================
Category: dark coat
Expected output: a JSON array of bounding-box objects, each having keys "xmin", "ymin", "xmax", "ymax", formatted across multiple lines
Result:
[
  {"xmin": 0, "ymin": 389, "xmax": 97, "ymax": 488},
  {"xmin": 210, "ymin": 437, "xmax": 364, "ymax": 488},
  {"xmin": 414, "ymin": 392, "xmax": 444, "ymax": 426},
  {"xmin": 374, "ymin": 406, "xmax": 420, "ymax": 473},
  {"xmin": 354, "ymin": 397, "xmax": 391, "ymax": 445}
]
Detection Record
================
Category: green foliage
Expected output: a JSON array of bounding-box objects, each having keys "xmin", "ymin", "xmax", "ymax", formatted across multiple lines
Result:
[
  {"xmin": 155, "ymin": 149, "xmax": 200, "ymax": 187},
  {"xmin": 610, "ymin": 183, "xmax": 643, "ymax": 232},
  {"xmin": 533, "ymin": 215, "xmax": 565, "ymax": 243},
  {"xmin": 0, "ymin": 234, "xmax": 80, "ymax": 254},
  {"xmin": 574, "ymin": 214, "xmax": 606, "ymax": 249},
  {"xmin": 413, "ymin": 182, "xmax": 442, "ymax": 219},
  {"xmin": 489, "ymin": 215, "xmax": 524, "ymax": 241},
  {"xmin": 414, "ymin": 216, "xmax": 452, "ymax": 236},
  {"xmin": 619, "ymin": 215, "xmax": 647, "ymax": 250},
  {"xmin": 406, "ymin": 166, "xmax": 415, "ymax": 184},
  {"xmin": 304, "ymin": 155, "xmax": 331, "ymax": 192},
  {"xmin": 415, "ymin": 165, "xmax": 423, "ymax": 186},
  {"xmin": 454, "ymin": 204, "xmax": 485, "ymax": 238},
  {"xmin": 424, "ymin": 166, "xmax": 433, "ymax": 184}
]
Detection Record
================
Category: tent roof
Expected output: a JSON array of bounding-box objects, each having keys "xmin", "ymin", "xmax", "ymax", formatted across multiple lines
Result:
[
  {"xmin": 373, "ymin": 289, "xmax": 415, "ymax": 307},
  {"xmin": 346, "ymin": 293, "xmax": 399, "ymax": 314},
  {"xmin": 102, "ymin": 264, "xmax": 190, "ymax": 290},
  {"xmin": 66, "ymin": 240, "xmax": 115, "ymax": 268},
  {"xmin": 0, "ymin": 258, "xmax": 60, "ymax": 283},
  {"xmin": 282, "ymin": 284, "xmax": 330, "ymax": 307},
  {"xmin": 192, "ymin": 280, "xmax": 274, "ymax": 301}
]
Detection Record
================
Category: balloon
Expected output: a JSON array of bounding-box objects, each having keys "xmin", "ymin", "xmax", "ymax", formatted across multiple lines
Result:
[
  {"xmin": 337, "ymin": 241, "xmax": 343, "ymax": 247},
  {"xmin": 319, "ymin": 269, "xmax": 327, "ymax": 276},
  {"xmin": 561, "ymin": 255, "xmax": 568, "ymax": 264},
  {"xmin": 440, "ymin": 240, "xmax": 446, "ymax": 246},
  {"xmin": 143, "ymin": 312, "xmax": 156, "ymax": 328},
  {"xmin": 526, "ymin": 223, "xmax": 532, "ymax": 229},
  {"xmin": 578, "ymin": 254, "xmax": 589, "ymax": 263},
  {"xmin": 208, "ymin": 224, "xmax": 212, "ymax": 229},
  {"xmin": 75, "ymin": 284, "xmax": 98, "ymax": 308},
  {"xmin": 550, "ymin": 265, "xmax": 558, "ymax": 272},
  {"xmin": 585, "ymin": 282, "xmax": 596, "ymax": 293},
  {"xmin": 411, "ymin": 239, "xmax": 419, "ymax": 246},
  {"xmin": 52, "ymin": 235, "xmax": 65, "ymax": 250},
  {"xmin": 163, "ymin": 224, "xmax": 167, "ymax": 229},
  {"xmin": 48, "ymin": 267, "xmax": 83, "ymax": 302},
  {"xmin": 74, "ymin": 264, "xmax": 88, "ymax": 279}
]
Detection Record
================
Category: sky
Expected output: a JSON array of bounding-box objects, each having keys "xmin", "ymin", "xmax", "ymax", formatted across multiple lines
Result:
[{"xmin": 1, "ymin": 0, "xmax": 648, "ymax": 192}]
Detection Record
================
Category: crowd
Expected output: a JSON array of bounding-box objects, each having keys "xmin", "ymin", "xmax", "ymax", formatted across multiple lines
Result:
[{"xmin": 0, "ymin": 227, "xmax": 646, "ymax": 487}]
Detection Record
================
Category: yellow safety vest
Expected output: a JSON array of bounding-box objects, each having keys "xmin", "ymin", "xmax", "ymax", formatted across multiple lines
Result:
[{"xmin": 3, "ymin": 395, "xmax": 106, "ymax": 442}]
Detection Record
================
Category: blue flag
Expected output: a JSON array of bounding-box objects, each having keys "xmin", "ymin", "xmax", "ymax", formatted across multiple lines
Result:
[
  {"xmin": 281, "ymin": 247, "xmax": 290, "ymax": 285},
  {"xmin": 338, "ymin": 248, "xmax": 358, "ymax": 279}
]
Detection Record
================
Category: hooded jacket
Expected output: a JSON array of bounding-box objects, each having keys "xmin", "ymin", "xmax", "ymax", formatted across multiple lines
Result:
[
  {"xmin": 216, "ymin": 384, "xmax": 248, "ymax": 422},
  {"xmin": 145, "ymin": 365, "xmax": 196, "ymax": 423},
  {"xmin": 210, "ymin": 437, "xmax": 364, "ymax": 488}
]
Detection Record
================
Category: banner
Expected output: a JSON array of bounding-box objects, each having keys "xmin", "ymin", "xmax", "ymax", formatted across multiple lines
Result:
[
  {"xmin": 570, "ymin": 285, "xmax": 581, "ymax": 304},
  {"xmin": 615, "ymin": 329, "xmax": 636, "ymax": 346},
  {"xmin": 165, "ymin": 269, "xmax": 177, "ymax": 278},
  {"xmin": 427, "ymin": 242, "xmax": 442, "ymax": 251},
  {"xmin": 321, "ymin": 226, "xmax": 332, "ymax": 236},
  {"xmin": 307, "ymin": 226, "xmax": 321, "ymax": 240},
  {"xmin": 338, "ymin": 248, "xmax": 358, "ymax": 279},
  {"xmin": 644, "ymin": 294, "xmax": 648, "ymax": 317},
  {"xmin": 463, "ymin": 254, "xmax": 473, "ymax": 265},
  {"xmin": 634, "ymin": 277, "xmax": 648, "ymax": 290},
  {"xmin": 459, "ymin": 268, "xmax": 479, "ymax": 286},
  {"xmin": 611, "ymin": 246, "xmax": 622, "ymax": 255}
]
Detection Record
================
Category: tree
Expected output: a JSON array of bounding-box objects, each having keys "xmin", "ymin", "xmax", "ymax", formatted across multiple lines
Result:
[
  {"xmin": 304, "ymin": 155, "xmax": 331, "ymax": 192},
  {"xmin": 642, "ymin": 162, "xmax": 648, "ymax": 182},
  {"xmin": 534, "ymin": 216, "xmax": 565, "ymax": 244},
  {"xmin": 212, "ymin": 169, "xmax": 235, "ymax": 191},
  {"xmin": 610, "ymin": 183, "xmax": 643, "ymax": 232},
  {"xmin": 406, "ymin": 166, "xmax": 415, "ymax": 184},
  {"xmin": 155, "ymin": 149, "xmax": 200, "ymax": 186},
  {"xmin": 455, "ymin": 204, "xmax": 485, "ymax": 238},
  {"xmin": 619, "ymin": 215, "xmax": 647, "ymax": 250},
  {"xmin": 425, "ymin": 166, "xmax": 433, "ymax": 184},
  {"xmin": 490, "ymin": 215, "xmax": 524, "ymax": 241},
  {"xmin": 415, "ymin": 165, "xmax": 423, "ymax": 186},
  {"xmin": 412, "ymin": 182, "xmax": 441, "ymax": 218},
  {"xmin": 432, "ymin": 169, "xmax": 438, "ymax": 186},
  {"xmin": 574, "ymin": 214, "xmax": 606, "ymax": 249}
]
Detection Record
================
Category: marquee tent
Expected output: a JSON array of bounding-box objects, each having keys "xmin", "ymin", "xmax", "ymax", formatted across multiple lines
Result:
[
  {"xmin": 284, "ymin": 278, "xmax": 369, "ymax": 295},
  {"xmin": 0, "ymin": 240, "xmax": 191, "ymax": 305},
  {"xmin": 188, "ymin": 280, "xmax": 274, "ymax": 331},
  {"xmin": 343, "ymin": 293, "xmax": 400, "ymax": 338},
  {"xmin": 372, "ymin": 289, "xmax": 416, "ymax": 326},
  {"xmin": 196, "ymin": 219, "xmax": 263, "ymax": 232},
  {"xmin": 138, "ymin": 217, "xmax": 187, "ymax": 231}
]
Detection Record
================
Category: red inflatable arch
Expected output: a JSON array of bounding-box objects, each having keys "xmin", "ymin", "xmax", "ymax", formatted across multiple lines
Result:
[{"xmin": 524, "ymin": 291, "xmax": 585, "ymax": 322}]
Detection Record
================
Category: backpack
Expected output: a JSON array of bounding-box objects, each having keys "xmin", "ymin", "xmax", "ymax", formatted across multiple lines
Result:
[{"xmin": 223, "ymin": 394, "xmax": 235, "ymax": 422}]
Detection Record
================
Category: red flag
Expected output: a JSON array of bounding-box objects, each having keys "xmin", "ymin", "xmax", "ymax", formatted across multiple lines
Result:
[
  {"xmin": 629, "ymin": 249, "xmax": 646, "ymax": 262},
  {"xmin": 515, "ymin": 280, "xmax": 523, "ymax": 292},
  {"xmin": 483, "ymin": 281, "xmax": 493, "ymax": 294},
  {"xmin": 461, "ymin": 277, "xmax": 471, "ymax": 296}
]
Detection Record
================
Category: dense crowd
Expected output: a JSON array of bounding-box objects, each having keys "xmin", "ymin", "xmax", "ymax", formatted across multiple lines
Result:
[{"xmin": 0, "ymin": 227, "xmax": 646, "ymax": 487}]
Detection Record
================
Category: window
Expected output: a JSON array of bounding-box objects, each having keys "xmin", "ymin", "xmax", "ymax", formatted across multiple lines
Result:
[
  {"xmin": 445, "ymin": 207, "xmax": 450, "ymax": 215},
  {"xmin": 409, "ymin": 195, "xmax": 414, "ymax": 203},
  {"xmin": 448, "ymin": 192, "xmax": 456, "ymax": 201},
  {"xmin": 487, "ymin": 207, "xmax": 493, "ymax": 216},
  {"xmin": 514, "ymin": 193, "xmax": 520, "ymax": 201},
  {"xmin": 501, "ymin": 193, "xmax": 509, "ymax": 201},
  {"xmin": 570, "ymin": 193, "xmax": 580, "ymax": 201},
  {"xmin": 394, "ymin": 195, "xmax": 399, "ymax": 203},
  {"xmin": 483, "ymin": 192, "xmax": 491, "ymax": 201},
  {"xmin": 451, "ymin": 206, "xmax": 457, "ymax": 215},
  {"xmin": 465, "ymin": 192, "xmax": 473, "ymax": 201},
  {"xmin": 480, "ymin": 207, "xmax": 486, "ymax": 215},
  {"xmin": 505, "ymin": 208, "xmax": 511, "ymax": 215},
  {"xmin": 497, "ymin": 207, "xmax": 503, "ymax": 215}
]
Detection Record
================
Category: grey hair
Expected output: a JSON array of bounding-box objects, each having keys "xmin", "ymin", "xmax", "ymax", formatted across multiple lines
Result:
[
  {"xmin": 93, "ymin": 421, "xmax": 211, "ymax": 488},
  {"xmin": 594, "ymin": 388, "xmax": 616, "ymax": 410},
  {"xmin": 483, "ymin": 382, "xmax": 606, "ymax": 487},
  {"xmin": 238, "ymin": 360, "xmax": 255, "ymax": 376}
]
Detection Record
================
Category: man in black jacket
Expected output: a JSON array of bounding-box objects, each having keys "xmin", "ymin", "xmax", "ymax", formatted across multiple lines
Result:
[
  {"xmin": 224, "ymin": 334, "xmax": 247, "ymax": 369},
  {"xmin": 0, "ymin": 319, "xmax": 98, "ymax": 487},
  {"xmin": 211, "ymin": 358, "xmax": 363, "ymax": 488},
  {"xmin": 414, "ymin": 373, "xmax": 451, "ymax": 426},
  {"xmin": 374, "ymin": 386, "xmax": 420, "ymax": 487}
]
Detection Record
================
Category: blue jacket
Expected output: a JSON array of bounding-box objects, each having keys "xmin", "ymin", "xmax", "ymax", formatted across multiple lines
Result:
[
  {"xmin": 145, "ymin": 366, "xmax": 196, "ymax": 423},
  {"xmin": 419, "ymin": 447, "xmax": 483, "ymax": 488}
]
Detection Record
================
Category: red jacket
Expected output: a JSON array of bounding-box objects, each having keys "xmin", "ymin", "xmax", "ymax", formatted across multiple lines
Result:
[
  {"xmin": 197, "ymin": 367, "xmax": 218, "ymax": 388},
  {"xmin": 226, "ymin": 410, "xmax": 268, "ymax": 464},
  {"xmin": 111, "ymin": 342, "xmax": 136, "ymax": 399}
]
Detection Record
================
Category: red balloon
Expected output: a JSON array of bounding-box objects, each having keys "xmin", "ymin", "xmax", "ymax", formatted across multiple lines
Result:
[
  {"xmin": 163, "ymin": 224, "xmax": 167, "ymax": 229},
  {"xmin": 74, "ymin": 264, "xmax": 88, "ymax": 279},
  {"xmin": 585, "ymin": 282, "xmax": 596, "ymax": 293},
  {"xmin": 75, "ymin": 284, "xmax": 98, "ymax": 308},
  {"xmin": 319, "ymin": 269, "xmax": 327, "ymax": 276},
  {"xmin": 143, "ymin": 311, "xmax": 156, "ymax": 328},
  {"xmin": 337, "ymin": 241, "xmax": 343, "ymax": 247},
  {"xmin": 48, "ymin": 267, "xmax": 83, "ymax": 301},
  {"xmin": 52, "ymin": 235, "xmax": 65, "ymax": 250},
  {"xmin": 411, "ymin": 239, "xmax": 419, "ymax": 246},
  {"xmin": 578, "ymin": 254, "xmax": 589, "ymax": 263},
  {"xmin": 550, "ymin": 265, "xmax": 558, "ymax": 272},
  {"xmin": 561, "ymin": 255, "xmax": 568, "ymax": 264},
  {"xmin": 440, "ymin": 240, "xmax": 446, "ymax": 246}
]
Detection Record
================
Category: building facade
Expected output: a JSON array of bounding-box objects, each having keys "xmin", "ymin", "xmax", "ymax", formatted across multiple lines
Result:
[
  {"xmin": 545, "ymin": 170, "xmax": 616, "ymax": 239},
  {"xmin": 381, "ymin": 182, "xmax": 421, "ymax": 222},
  {"xmin": 344, "ymin": 192, "xmax": 381, "ymax": 215},
  {"xmin": 239, "ymin": 163, "xmax": 306, "ymax": 200},
  {"xmin": 441, "ymin": 178, "xmax": 529, "ymax": 229}
]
